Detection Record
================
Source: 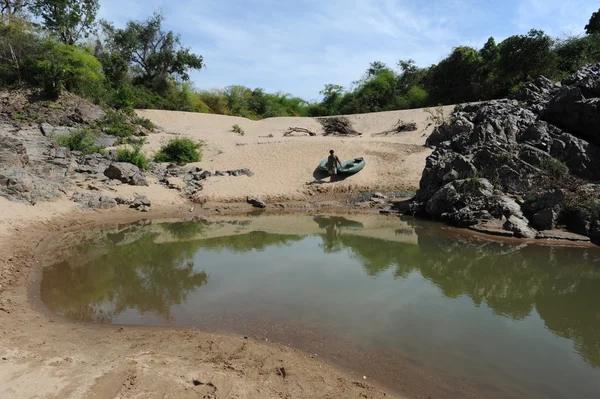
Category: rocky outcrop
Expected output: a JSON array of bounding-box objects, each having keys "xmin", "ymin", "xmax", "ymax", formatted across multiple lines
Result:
[
  {"xmin": 72, "ymin": 192, "xmax": 118, "ymax": 210},
  {"xmin": 400, "ymin": 63, "xmax": 600, "ymax": 243},
  {"xmin": 103, "ymin": 163, "xmax": 149, "ymax": 186},
  {"xmin": 0, "ymin": 136, "xmax": 29, "ymax": 167}
]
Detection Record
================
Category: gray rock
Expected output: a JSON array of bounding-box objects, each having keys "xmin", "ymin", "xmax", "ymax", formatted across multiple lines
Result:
[
  {"xmin": 71, "ymin": 192, "xmax": 117, "ymax": 210},
  {"xmin": 0, "ymin": 136, "xmax": 29, "ymax": 167},
  {"xmin": 200, "ymin": 170, "xmax": 213, "ymax": 179},
  {"xmin": 247, "ymin": 197, "xmax": 266, "ymax": 208},
  {"xmin": 532, "ymin": 208, "xmax": 559, "ymax": 231},
  {"xmin": 130, "ymin": 194, "xmax": 151, "ymax": 209},
  {"xmin": 104, "ymin": 163, "xmax": 148, "ymax": 186},
  {"xmin": 0, "ymin": 168, "xmax": 65, "ymax": 204},
  {"xmin": 215, "ymin": 170, "xmax": 226, "ymax": 176},
  {"xmin": 503, "ymin": 215, "xmax": 537, "ymax": 238},
  {"xmin": 372, "ymin": 192, "xmax": 387, "ymax": 200}
]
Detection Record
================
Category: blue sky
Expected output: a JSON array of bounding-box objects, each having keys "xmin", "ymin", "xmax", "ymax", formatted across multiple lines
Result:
[{"xmin": 98, "ymin": 0, "xmax": 599, "ymax": 101}]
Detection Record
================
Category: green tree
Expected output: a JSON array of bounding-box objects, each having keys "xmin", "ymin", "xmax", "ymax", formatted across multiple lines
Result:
[
  {"xmin": 555, "ymin": 34, "xmax": 600, "ymax": 74},
  {"xmin": 30, "ymin": 0, "xmax": 99, "ymax": 45},
  {"xmin": 425, "ymin": 46, "xmax": 483, "ymax": 104},
  {"xmin": 100, "ymin": 12, "xmax": 204, "ymax": 91},
  {"xmin": 496, "ymin": 29, "xmax": 557, "ymax": 91},
  {"xmin": 585, "ymin": 9, "xmax": 600, "ymax": 35}
]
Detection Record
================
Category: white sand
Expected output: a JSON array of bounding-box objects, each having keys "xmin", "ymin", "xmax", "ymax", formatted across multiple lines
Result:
[{"xmin": 137, "ymin": 106, "xmax": 454, "ymax": 201}]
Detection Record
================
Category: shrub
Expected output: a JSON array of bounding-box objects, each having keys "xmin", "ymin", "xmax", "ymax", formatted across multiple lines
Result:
[
  {"xmin": 132, "ymin": 116, "xmax": 157, "ymax": 131},
  {"xmin": 154, "ymin": 137, "xmax": 202, "ymax": 165},
  {"xmin": 231, "ymin": 124, "xmax": 244, "ymax": 135},
  {"xmin": 117, "ymin": 143, "xmax": 150, "ymax": 170},
  {"xmin": 55, "ymin": 128, "xmax": 103, "ymax": 154},
  {"xmin": 97, "ymin": 111, "xmax": 134, "ymax": 137},
  {"xmin": 541, "ymin": 157, "xmax": 568, "ymax": 178}
]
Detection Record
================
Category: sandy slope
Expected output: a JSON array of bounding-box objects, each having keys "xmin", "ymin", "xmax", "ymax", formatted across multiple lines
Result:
[{"xmin": 137, "ymin": 106, "xmax": 454, "ymax": 201}]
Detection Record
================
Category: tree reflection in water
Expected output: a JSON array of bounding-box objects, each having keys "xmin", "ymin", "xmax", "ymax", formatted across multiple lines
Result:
[{"xmin": 41, "ymin": 217, "xmax": 600, "ymax": 368}]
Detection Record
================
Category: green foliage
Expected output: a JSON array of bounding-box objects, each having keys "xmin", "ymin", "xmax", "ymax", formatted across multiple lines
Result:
[
  {"xmin": 55, "ymin": 128, "xmax": 103, "ymax": 154},
  {"xmin": 541, "ymin": 157, "xmax": 569, "ymax": 178},
  {"xmin": 154, "ymin": 137, "xmax": 202, "ymax": 165},
  {"xmin": 100, "ymin": 12, "xmax": 203, "ymax": 91},
  {"xmin": 116, "ymin": 143, "xmax": 150, "ymax": 170},
  {"xmin": 231, "ymin": 123, "xmax": 244, "ymax": 135},
  {"xmin": 586, "ymin": 9, "xmax": 600, "ymax": 35},
  {"xmin": 497, "ymin": 30, "xmax": 558, "ymax": 90},
  {"xmin": 31, "ymin": 0, "xmax": 99, "ymax": 45},
  {"xmin": 96, "ymin": 111, "xmax": 134, "ymax": 137},
  {"xmin": 131, "ymin": 116, "xmax": 156, "ymax": 131},
  {"xmin": 555, "ymin": 34, "xmax": 600, "ymax": 74},
  {"xmin": 426, "ymin": 46, "xmax": 483, "ymax": 104},
  {"xmin": 424, "ymin": 105, "xmax": 446, "ymax": 125}
]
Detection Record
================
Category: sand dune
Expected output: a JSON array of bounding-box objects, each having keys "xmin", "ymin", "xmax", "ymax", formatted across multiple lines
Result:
[{"xmin": 137, "ymin": 106, "xmax": 455, "ymax": 201}]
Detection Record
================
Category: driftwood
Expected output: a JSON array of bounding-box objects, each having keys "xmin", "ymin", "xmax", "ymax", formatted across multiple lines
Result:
[
  {"xmin": 372, "ymin": 120, "xmax": 418, "ymax": 137},
  {"xmin": 283, "ymin": 127, "xmax": 317, "ymax": 137},
  {"xmin": 318, "ymin": 117, "xmax": 362, "ymax": 136}
]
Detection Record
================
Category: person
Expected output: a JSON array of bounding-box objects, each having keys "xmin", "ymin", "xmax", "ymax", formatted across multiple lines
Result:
[{"xmin": 327, "ymin": 150, "xmax": 342, "ymax": 182}]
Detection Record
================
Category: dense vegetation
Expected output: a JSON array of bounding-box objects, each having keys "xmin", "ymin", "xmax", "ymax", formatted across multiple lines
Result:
[{"xmin": 2, "ymin": 2, "xmax": 600, "ymax": 118}]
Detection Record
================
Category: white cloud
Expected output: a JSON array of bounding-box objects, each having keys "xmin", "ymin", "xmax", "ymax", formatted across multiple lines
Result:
[{"xmin": 97, "ymin": 0, "xmax": 598, "ymax": 99}]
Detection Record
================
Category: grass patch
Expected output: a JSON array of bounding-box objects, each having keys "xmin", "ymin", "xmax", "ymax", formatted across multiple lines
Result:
[
  {"xmin": 96, "ymin": 111, "xmax": 135, "ymax": 137},
  {"xmin": 231, "ymin": 123, "xmax": 245, "ymax": 136},
  {"xmin": 541, "ymin": 157, "xmax": 568, "ymax": 178},
  {"xmin": 132, "ymin": 116, "xmax": 157, "ymax": 131},
  {"xmin": 55, "ymin": 128, "xmax": 103, "ymax": 155},
  {"xmin": 117, "ymin": 143, "xmax": 150, "ymax": 170},
  {"xmin": 154, "ymin": 137, "xmax": 202, "ymax": 165},
  {"xmin": 13, "ymin": 113, "xmax": 25, "ymax": 121}
]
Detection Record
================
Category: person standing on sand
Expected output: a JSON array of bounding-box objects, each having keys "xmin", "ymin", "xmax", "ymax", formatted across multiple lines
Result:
[{"xmin": 327, "ymin": 150, "xmax": 342, "ymax": 182}]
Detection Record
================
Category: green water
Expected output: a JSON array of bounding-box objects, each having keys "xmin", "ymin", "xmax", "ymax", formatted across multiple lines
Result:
[{"xmin": 40, "ymin": 215, "xmax": 600, "ymax": 399}]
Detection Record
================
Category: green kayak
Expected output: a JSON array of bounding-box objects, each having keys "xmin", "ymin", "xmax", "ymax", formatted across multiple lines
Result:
[{"xmin": 318, "ymin": 157, "xmax": 365, "ymax": 175}]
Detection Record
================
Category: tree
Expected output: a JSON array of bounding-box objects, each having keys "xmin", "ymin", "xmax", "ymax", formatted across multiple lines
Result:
[
  {"xmin": 1, "ymin": 0, "xmax": 31, "ymax": 24},
  {"xmin": 496, "ymin": 29, "xmax": 557, "ymax": 90},
  {"xmin": 585, "ymin": 9, "xmax": 600, "ymax": 35},
  {"xmin": 30, "ymin": 0, "xmax": 99, "ymax": 45},
  {"xmin": 480, "ymin": 37, "xmax": 499, "ymax": 64},
  {"xmin": 425, "ymin": 46, "xmax": 483, "ymax": 104},
  {"xmin": 101, "ymin": 12, "xmax": 204, "ymax": 91}
]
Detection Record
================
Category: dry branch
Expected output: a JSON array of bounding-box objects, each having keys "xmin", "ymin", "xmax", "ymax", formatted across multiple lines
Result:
[{"xmin": 283, "ymin": 127, "xmax": 317, "ymax": 137}]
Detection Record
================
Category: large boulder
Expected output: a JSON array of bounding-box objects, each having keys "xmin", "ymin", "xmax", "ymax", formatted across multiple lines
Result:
[{"xmin": 103, "ymin": 163, "xmax": 149, "ymax": 186}]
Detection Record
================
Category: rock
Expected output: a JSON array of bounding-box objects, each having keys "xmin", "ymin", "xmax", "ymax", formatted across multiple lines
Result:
[
  {"xmin": 166, "ymin": 177, "xmax": 185, "ymax": 190},
  {"xmin": 372, "ymin": 192, "xmax": 386, "ymax": 200},
  {"xmin": 0, "ymin": 136, "xmax": 29, "ymax": 167},
  {"xmin": 536, "ymin": 230, "xmax": 590, "ymax": 242},
  {"xmin": 71, "ymin": 192, "xmax": 117, "ymax": 210},
  {"xmin": 130, "ymin": 194, "xmax": 151, "ymax": 211},
  {"xmin": 0, "ymin": 168, "xmax": 65, "ymax": 204},
  {"xmin": 40, "ymin": 122, "xmax": 53, "ymax": 136},
  {"xmin": 247, "ymin": 197, "xmax": 266, "ymax": 208},
  {"xmin": 200, "ymin": 170, "xmax": 212, "ymax": 179},
  {"xmin": 503, "ymin": 215, "xmax": 537, "ymax": 238},
  {"xmin": 104, "ymin": 163, "xmax": 148, "ymax": 186},
  {"xmin": 215, "ymin": 170, "xmax": 226, "ymax": 176},
  {"xmin": 115, "ymin": 196, "xmax": 130, "ymax": 205}
]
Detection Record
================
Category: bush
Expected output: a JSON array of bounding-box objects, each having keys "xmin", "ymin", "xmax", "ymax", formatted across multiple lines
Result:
[
  {"xmin": 31, "ymin": 41, "xmax": 105, "ymax": 98},
  {"xmin": 117, "ymin": 143, "xmax": 150, "ymax": 170},
  {"xmin": 132, "ymin": 116, "xmax": 157, "ymax": 131},
  {"xmin": 96, "ymin": 111, "xmax": 134, "ymax": 137},
  {"xmin": 231, "ymin": 124, "xmax": 244, "ymax": 135},
  {"xmin": 55, "ymin": 128, "xmax": 103, "ymax": 154},
  {"xmin": 541, "ymin": 157, "xmax": 568, "ymax": 177},
  {"xmin": 154, "ymin": 137, "xmax": 202, "ymax": 165}
]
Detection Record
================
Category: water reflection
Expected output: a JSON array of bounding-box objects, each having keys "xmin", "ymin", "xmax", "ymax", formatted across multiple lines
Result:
[
  {"xmin": 40, "ymin": 216, "xmax": 600, "ymax": 369},
  {"xmin": 41, "ymin": 230, "xmax": 208, "ymax": 322}
]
